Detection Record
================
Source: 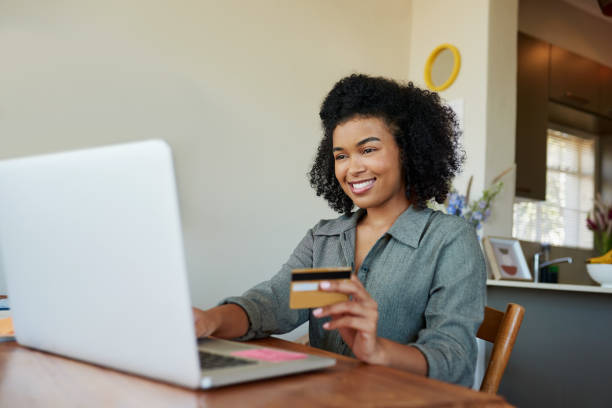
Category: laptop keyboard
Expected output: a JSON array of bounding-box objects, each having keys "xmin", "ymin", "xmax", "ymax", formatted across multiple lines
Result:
[{"xmin": 198, "ymin": 351, "xmax": 257, "ymax": 370}]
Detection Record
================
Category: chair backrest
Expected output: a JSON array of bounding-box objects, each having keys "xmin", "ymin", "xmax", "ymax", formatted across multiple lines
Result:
[{"xmin": 477, "ymin": 303, "xmax": 525, "ymax": 394}]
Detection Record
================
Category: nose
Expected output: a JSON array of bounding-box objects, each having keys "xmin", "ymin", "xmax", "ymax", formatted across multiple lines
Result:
[{"xmin": 347, "ymin": 155, "xmax": 366, "ymax": 176}]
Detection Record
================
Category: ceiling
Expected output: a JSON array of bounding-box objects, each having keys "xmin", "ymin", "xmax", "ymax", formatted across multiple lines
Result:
[{"xmin": 562, "ymin": 0, "xmax": 612, "ymax": 24}]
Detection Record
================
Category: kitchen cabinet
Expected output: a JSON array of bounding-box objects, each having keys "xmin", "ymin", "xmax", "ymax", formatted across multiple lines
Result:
[
  {"xmin": 515, "ymin": 33, "xmax": 549, "ymax": 200},
  {"xmin": 549, "ymin": 45, "xmax": 601, "ymax": 114},
  {"xmin": 515, "ymin": 33, "xmax": 612, "ymax": 200},
  {"xmin": 600, "ymin": 66, "xmax": 612, "ymax": 119}
]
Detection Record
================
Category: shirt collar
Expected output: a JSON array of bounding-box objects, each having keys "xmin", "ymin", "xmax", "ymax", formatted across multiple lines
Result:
[
  {"xmin": 315, "ymin": 206, "xmax": 433, "ymax": 248},
  {"xmin": 314, "ymin": 209, "xmax": 365, "ymax": 236},
  {"xmin": 386, "ymin": 205, "xmax": 433, "ymax": 248}
]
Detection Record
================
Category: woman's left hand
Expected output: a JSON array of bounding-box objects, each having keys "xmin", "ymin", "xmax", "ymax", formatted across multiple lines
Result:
[{"xmin": 313, "ymin": 274, "xmax": 386, "ymax": 365}]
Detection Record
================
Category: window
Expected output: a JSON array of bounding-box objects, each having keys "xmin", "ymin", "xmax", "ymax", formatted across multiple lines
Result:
[{"xmin": 513, "ymin": 129, "xmax": 595, "ymax": 249}]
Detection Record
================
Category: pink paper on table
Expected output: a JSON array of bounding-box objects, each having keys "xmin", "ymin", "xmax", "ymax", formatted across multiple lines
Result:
[{"xmin": 231, "ymin": 348, "xmax": 308, "ymax": 362}]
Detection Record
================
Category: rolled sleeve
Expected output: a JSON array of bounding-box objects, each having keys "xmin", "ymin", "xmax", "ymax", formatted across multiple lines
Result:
[
  {"xmin": 219, "ymin": 228, "xmax": 315, "ymax": 340},
  {"xmin": 410, "ymin": 223, "xmax": 486, "ymax": 386}
]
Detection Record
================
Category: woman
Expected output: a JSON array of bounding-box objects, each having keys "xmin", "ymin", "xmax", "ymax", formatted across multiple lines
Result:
[{"xmin": 192, "ymin": 74, "xmax": 486, "ymax": 387}]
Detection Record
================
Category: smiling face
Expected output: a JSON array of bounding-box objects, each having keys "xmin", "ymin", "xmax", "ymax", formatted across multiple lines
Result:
[{"xmin": 332, "ymin": 116, "xmax": 409, "ymax": 212}]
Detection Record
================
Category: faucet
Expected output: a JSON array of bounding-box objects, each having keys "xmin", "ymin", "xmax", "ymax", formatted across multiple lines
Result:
[{"xmin": 533, "ymin": 253, "xmax": 573, "ymax": 282}]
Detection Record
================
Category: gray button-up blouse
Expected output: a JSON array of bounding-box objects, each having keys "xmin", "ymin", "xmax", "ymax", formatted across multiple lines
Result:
[{"xmin": 221, "ymin": 205, "xmax": 486, "ymax": 386}]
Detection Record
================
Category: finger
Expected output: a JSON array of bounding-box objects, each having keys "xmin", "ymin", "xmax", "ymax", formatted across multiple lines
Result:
[
  {"xmin": 348, "ymin": 274, "xmax": 368, "ymax": 296},
  {"xmin": 313, "ymin": 299, "xmax": 377, "ymax": 318},
  {"xmin": 322, "ymin": 315, "xmax": 376, "ymax": 333},
  {"xmin": 192, "ymin": 308, "xmax": 214, "ymax": 337},
  {"xmin": 350, "ymin": 273, "xmax": 365, "ymax": 287},
  {"xmin": 319, "ymin": 279, "xmax": 370, "ymax": 302},
  {"xmin": 192, "ymin": 307, "xmax": 203, "ymax": 323},
  {"xmin": 196, "ymin": 322, "xmax": 215, "ymax": 338}
]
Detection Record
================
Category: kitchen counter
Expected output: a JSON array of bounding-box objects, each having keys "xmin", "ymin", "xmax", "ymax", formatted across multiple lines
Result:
[
  {"xmin": 486, "ymin": 279, "xmax": 612, "ymax": 407},
  {"xmin": 486, "ymin": 279, "xmax": 612, "ymax": 294}
]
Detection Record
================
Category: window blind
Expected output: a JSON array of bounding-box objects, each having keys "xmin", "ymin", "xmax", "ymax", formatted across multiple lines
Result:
[{"xmin": 513, "ymin": 129, "xmax": 595, "ymax": 249}]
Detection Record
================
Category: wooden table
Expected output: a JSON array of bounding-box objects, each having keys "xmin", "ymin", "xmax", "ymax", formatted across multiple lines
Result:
[{"xmin": 0, "ymin": 337, "xmax": 510, "ymax": 407}]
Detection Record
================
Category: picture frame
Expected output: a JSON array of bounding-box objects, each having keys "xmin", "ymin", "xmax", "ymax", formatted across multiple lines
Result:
[{"xmin": 482, "ymin": 236, "xmax": 532, "ymax": 281}]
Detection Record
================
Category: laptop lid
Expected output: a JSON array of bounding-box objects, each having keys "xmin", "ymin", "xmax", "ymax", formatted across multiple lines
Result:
[{"xmin": 0, "ymin": 140, "xmax": 202, "ymax": 388}]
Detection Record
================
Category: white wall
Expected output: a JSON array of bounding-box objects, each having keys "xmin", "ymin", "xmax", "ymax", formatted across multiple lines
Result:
[
  {"xmin": 407, "ymin": 0, "xmax": 518, "ymax": 237},
  {"xmin": 0, "ymin": 0, "xmax": 412, "ymax": 315}
]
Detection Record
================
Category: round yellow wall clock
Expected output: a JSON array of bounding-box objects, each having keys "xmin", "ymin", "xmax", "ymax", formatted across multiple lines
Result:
[{"xmin": 424, "ymin": 44, "xmax": 461, "ymax": 92}]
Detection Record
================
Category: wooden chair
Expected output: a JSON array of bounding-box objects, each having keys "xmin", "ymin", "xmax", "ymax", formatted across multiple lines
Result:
[{"xmin": 477, "ymin": 303, "xmax": 525, "ymax": 394}]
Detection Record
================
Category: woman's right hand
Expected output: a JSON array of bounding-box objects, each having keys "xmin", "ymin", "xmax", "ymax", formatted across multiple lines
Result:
[{"xmin": 192, "ymin": 307, "xmax": 219, "ymax": 338}]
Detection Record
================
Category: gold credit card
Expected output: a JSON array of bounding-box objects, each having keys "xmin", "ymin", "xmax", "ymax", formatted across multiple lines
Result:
[{"xmin": 289, "ymin": 267, "xmax": 352, "ymax": 309}]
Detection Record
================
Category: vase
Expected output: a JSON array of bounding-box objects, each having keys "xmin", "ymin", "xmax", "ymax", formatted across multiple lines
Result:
[{"xmin": 594, "ymin": 231, "xmax": 612, "ymax": 255}]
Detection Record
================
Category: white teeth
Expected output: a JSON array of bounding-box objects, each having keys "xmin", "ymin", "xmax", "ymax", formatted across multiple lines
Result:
[{"xmin": 352, "ymin": 180, "xmax": 374, "ymax": 189}]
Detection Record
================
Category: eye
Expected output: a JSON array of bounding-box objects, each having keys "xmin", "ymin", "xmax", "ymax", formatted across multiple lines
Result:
[
  {"xmin": 363, "ymin": 147, "xmax": 377, "ymax": 154},
  {"xmin": 334, "ymin": 154, "xmax": 347, "ymax": 161}
]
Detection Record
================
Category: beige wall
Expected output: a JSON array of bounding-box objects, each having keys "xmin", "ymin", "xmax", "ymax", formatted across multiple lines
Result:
[
  {"xmin": 0, "ymin": 1, "xmax": 412, "ymax": 308},
  {"xmin": 408, "ymin": 0, "xmax": 489, "ymax": 199},
  {"xmin": 484, "ymin": 0, "xmax": 519, "ymax": 238},
  {"xmin": 519, "ymin": 0, "xmax": 612, "ymax": 68},
  {"xmin": 408, "ymin": 0, "xmax": 518, "ymax": 237}
]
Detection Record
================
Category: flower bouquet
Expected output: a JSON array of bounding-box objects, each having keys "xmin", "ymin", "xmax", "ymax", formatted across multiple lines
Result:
[
  {"xmin": 586, "ymin": 194, "xmax": 612, "ymax": 255},
  {"xmin": 446, "ymin": 181, "xmax": 502, "ymax": 230},
  {"xmin": 443, "ymin": 165, "xmax": 514, "ymax": 230}
]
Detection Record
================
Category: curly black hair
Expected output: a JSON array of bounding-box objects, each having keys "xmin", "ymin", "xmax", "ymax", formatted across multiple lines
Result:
[{"xmin": 309, "ymin": 73, "xmax": 463, "ymax": 214}]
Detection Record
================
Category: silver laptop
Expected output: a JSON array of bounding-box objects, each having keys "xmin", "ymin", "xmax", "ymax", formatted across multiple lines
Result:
[{"xmin": 0, "ymin": 140, "xmax": 334, "ymax": 389}]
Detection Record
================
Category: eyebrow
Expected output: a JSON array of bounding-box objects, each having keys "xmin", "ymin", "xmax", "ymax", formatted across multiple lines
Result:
[{"xmin": 332, "ymin": 137, "xmax": 381, "ymax": 152}]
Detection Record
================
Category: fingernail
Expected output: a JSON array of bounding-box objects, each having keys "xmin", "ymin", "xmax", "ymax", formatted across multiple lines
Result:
[
  {"xmin": 320, "ymin": 281, "xmax": 330, "ymax": 289},
  {"xmin": 323, "ymin": 322, "xmax": 330, "ymax": 329},
  {"xmin": 313, "ymin": 308, "xmax": 323, "ymax": 316}
]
